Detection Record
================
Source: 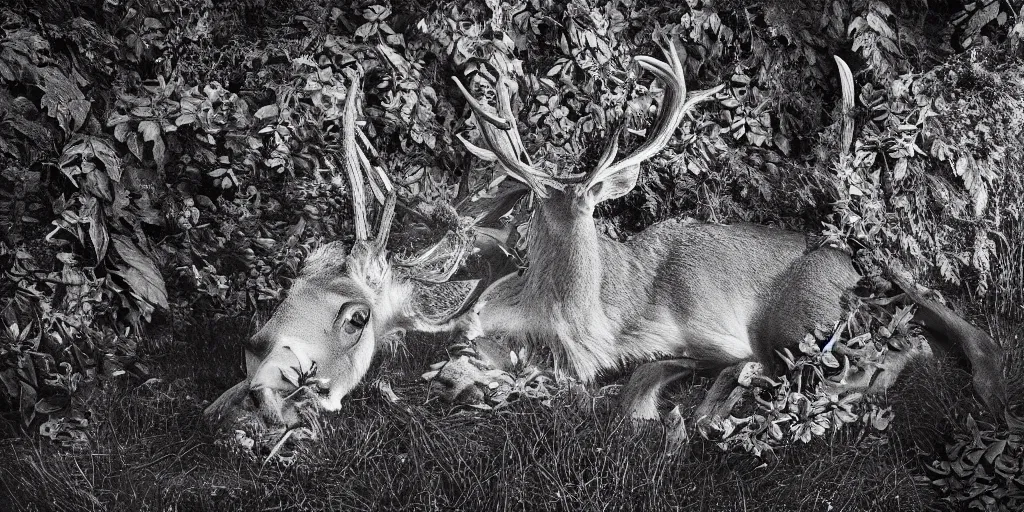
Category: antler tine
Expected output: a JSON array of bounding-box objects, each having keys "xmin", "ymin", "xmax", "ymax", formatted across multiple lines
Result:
[
  {"xmin": 834, "ymin": 56, "xmax": 855, "ymax": 155},
  {"xmin": 452, "ymin": 74, "xmax": 553, "ymax": 198},
  {"xmin": 593, "ymin": 123, "xmax": 624, "ymax": 175},
  {"xmin": 586, "ymin": 40, "xmax": 723, "ymax": 189},
  {"xmin": 374, "ymin": 191, "xmax": 397, "ymax": 253},
  {"xmin": 493, "ymin": 73, "xmax": 531, "ymax": 166},
  {"xmin": 342, "ymin": 74, "xmax": 369, "ymax": 241},
  {"xmin": 393, "ymin": 214, "xmax": 475, "ymax": 283}
]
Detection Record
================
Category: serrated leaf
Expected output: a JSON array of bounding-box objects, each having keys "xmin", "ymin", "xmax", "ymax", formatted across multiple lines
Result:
[{"xmin": 34, "ymin": 66, "xmax": 88, "ymax": 134}]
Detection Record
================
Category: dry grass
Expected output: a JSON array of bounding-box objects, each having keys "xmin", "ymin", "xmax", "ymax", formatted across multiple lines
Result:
[{"xmin": 1, "ymin": 318, "xmax": 1017, "ymax": 512}]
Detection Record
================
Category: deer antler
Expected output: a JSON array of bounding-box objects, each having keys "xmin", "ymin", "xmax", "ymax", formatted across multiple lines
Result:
[
  {"xmin": 339, "ymin": 73, "xmax": 474, "ymax": 277},
  {"xmin": 394, "ymin": 232, "xmax": 476, "ymax": 283},
  {"xmin": 374, "ymin": 192, "xmax": 396, "ymax": 253},
  {"xmin": 584, "ymin": 40, "xmax": 723, "ymax": 190},
  {"xmin": 342, "ymin": 73, "xmax": 396, "ymax": 250},
  {"xmin": 343, "ymin": 74, "xmax": 370, "ymax": 241},
  {"xmin": 392, "ymin": 201, "xmax": 477, "ymax": 283},
  {"xmin": 453, "ymin": 70, "xmax": 560, "ymax": 197}
]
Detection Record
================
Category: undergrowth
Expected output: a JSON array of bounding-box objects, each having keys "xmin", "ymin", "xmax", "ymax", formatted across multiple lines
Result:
[{"xmin": 2, "ymin": 317, "xmax": 1018, "ymax": 511}]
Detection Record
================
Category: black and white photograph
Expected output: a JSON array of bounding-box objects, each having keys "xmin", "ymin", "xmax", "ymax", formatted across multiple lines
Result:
[{"xmin": 1, "ymin": 0, "xmax": 1022, "ymax": 510}]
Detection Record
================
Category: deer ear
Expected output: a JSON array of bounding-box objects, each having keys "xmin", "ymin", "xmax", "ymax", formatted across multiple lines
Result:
[
  {"xmin": 410, "ymin": 279, "xmax": 486, "ymax": 326},
  {"xmin": 584, "ymin": 164, "xmax": 640, "ymax": 206}
]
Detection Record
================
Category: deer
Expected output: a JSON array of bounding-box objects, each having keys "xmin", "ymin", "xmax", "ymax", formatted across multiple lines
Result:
[
  {"xmin": 443, "ymin": 44, "xmax": 1008, "ymax": 426},
  {"xmin": 205, "ymin": 42, "xmax": 1007, "ymax": 438}
]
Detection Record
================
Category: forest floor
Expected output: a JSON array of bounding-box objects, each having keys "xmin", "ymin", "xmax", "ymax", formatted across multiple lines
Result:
[{"xmin": 1, "ymin": 314, "xmax": 1019, "ymax": 511}]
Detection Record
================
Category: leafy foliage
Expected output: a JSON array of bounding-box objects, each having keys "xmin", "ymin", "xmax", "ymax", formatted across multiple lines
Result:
[
  {"xmin": 708, "ymin": 269, "xmax": 928, "ymax": 456},
  {"xmin": 926, "ymin": 415, "xmax": 1024, "ymax": 511},
  {"xmin": 0, "ymin": 0, "xmax": 1020, "ymax": 497}
]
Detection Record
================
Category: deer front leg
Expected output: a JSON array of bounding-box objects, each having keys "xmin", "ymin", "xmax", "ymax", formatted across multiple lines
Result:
[
  {"xmin": 619, "ymin": 359, "xmax": 700, "ymax": 421},
  {"xmin": 423, "ymin": 288, "xmax": 536, "ymax": 405}
]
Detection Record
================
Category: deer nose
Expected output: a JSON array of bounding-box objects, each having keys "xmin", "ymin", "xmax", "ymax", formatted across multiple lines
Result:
[{"xmin": 248, "ymin": 387, "xmax": 264, "ymax": 409}]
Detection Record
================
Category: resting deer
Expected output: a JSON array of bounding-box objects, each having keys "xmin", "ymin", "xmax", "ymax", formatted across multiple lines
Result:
[
  {"xmin": 206, "ymin": 44, "xmax": 1006, "ymax": 435},
  {"xmin": 445, "ymin": 45, "xmax": 1006, "ymax": 424}
]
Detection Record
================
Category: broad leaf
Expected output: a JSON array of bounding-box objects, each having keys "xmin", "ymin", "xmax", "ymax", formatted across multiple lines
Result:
[
  {"xmin": 138, "ymin": 120, "xmax": 160, "ymax": 142},
  {"xmin": 111, "ymin": 235, "xmax": 168, "ymax": 308},
  {"xmin": 87, "ymin": 203, "xmax": 109, "ymax": 263},
  {"xmin": 254, "ymin": 104, "xmax": 279, "ymax": 120}
]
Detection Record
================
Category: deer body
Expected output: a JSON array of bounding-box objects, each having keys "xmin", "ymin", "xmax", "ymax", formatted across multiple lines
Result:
[
  {"xmin": 448, "ymin": 46, "xmax": 1004, "ymax": 422},
  {"xmin": 465, "ymin": 188, "xmax": 861, "ymax": 417}
]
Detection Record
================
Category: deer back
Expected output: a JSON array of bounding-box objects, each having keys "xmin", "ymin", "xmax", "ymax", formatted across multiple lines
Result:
[{"xmin": 473, "ymin": 203, "xmax": 858, "ymax": 380}]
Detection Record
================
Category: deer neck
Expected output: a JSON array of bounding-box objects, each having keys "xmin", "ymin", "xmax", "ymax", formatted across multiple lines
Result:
[
  {"xmin": 525, "ymin": 208, "xmax": 604, "ymax": 303},
  {"xmin": 521, "ymin": 206, "xmax": 623, "ymax": 380}
]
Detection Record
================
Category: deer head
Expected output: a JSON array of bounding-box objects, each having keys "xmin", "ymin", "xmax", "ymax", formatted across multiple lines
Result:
[
  {"xmin": 204, "ymin": 75, "xmax": 483, "ymax": 433},
  {"xmin": 455, "ymin": 43, "xmax": 719, "ymax": 217}
]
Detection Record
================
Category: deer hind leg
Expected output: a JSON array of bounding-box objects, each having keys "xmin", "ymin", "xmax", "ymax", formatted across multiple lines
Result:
[
  {"xmin": 754, "ymin": 248, "xmax": 860, "ymax": 368},
  {"xmin": 619, "ymin": 359, "xmax": 700, "ymax": 420}
]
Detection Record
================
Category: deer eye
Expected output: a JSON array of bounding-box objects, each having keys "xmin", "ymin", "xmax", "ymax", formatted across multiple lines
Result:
[
  {"xmin": 337, "ymin": 303, "xmax": 370, "ymax": 335},
  {"xmin": 350, "ymin": 308, "xmax": 369, "ymax": 329}
]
